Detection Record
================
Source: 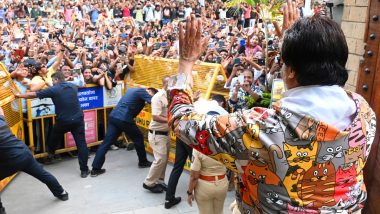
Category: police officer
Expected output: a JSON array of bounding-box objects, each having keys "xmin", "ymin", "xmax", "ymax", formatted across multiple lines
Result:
[
  {"xmin": 187, "ymin": 150, "xmax": 228, "ymax": 214},
  {"xmin": 0, "ymin": 106, "xmax": 68, "ymax": 214},
  {"xmin": 90, "ymin": 87, "xmax": 158, "ymax": 176},
  {"xmin": 143, "ymin": 77, "xmax": 170, "ymax": 193},
  {"xmin": 15, "ymin": 70, "xmax": 90, "ymax": 178}
]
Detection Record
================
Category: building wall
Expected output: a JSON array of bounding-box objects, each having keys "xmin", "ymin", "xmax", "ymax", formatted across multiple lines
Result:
[{"xmin": 340, "ymin": 0, "xmax": 369, "ymax": 91}]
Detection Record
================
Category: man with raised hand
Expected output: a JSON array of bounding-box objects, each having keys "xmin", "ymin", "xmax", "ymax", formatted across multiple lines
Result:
[{"xmin": 166, "ymin": 2, "xmax": 376, "ymax": 213}]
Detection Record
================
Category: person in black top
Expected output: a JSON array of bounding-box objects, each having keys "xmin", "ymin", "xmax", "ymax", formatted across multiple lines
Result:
[
  {"xmin": 113, "ymin": 2, "xmax": 123, "ymax": 19},
  {"xmin": 15, "ymin": 71, "xmax": 90, "ymax": 178},
  {"xmin": 0, "ymin": 106, "xmax": 68, "ymax": 214},
  {"xmin": 170, "ymin": 3, "xmax": 177, "ymax": 20},
  {"xmin": 162, "ymin": 4, "xmax": 172, "ymax": 25},
  {"xmin": 177, "ymin": 4, "xmax": 185, "ymax": 19}
]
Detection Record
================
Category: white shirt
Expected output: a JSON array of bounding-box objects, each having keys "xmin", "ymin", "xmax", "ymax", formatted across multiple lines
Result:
[
  {"xmin": 198, "ymin": 0, "xmax": 205, "ymax": 7},
  {"xmin": 144, "ymin": 6, "xmax": 155, "ymax": 22},
  {"xmin": 154, "ymin": 9, "xmax": 162, "ymax": 21},
  {"xmin": 219, "ymin": 9, "xmax": 227, "ymax": 19},
  {"xmin": 280, "ymin": 85, "xmax": 356, "ymax": 131}
]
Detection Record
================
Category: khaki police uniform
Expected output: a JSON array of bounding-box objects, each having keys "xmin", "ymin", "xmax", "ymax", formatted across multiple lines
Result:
[
  {"xmin": 144, "ymin": 90, "xmax": 170, "ymax": 187},
  {"xmin": 191, "ymin": 150, "xmax": 228, "ymax": 214}
]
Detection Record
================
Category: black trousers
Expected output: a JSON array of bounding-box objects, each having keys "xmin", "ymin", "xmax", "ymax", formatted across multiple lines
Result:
[
  {"xmin": 92, "ymin": 117, "xmax": 148, "ymax": 170},
  {"xmin": 165, "ymin": 139, "xmax": 193, "ymax": 201},
  {"xmin": 48, "ymin": 119, "xmax": 89, "ymax": 172},
  {"xmin": 0, "ymin": 150, "xmax": 64, "ymax": 198}
]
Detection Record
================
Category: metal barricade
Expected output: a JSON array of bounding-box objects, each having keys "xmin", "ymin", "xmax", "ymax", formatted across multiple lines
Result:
[
  {"xmin": 127, "ymin": 56, "xmax": 229, "ymax": 170},
  {"xmin": 0, "ymin": 63, "xmax": 24, "ymax": 191},
  {"xmin": 24, "ymin": 82, "xmax": 125, "ymax": 158}
]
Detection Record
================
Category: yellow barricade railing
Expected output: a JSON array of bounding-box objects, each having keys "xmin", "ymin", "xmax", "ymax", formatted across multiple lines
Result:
[
  {"xmin": 0, "ymin": 63, "xmax": 24, "ymax": 191},
  {"xmin": 24, "ymin": 82, "xmax": 125, "ymax": 159},
  {"xmin": 128, "ymin": 56, "xmax": 229, "ymax": 170}
]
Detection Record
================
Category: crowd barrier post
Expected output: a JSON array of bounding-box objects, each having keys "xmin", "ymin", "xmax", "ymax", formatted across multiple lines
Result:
[{"xmin": 0, "ymin": 63, "xmax": 25, "ymax": 191}]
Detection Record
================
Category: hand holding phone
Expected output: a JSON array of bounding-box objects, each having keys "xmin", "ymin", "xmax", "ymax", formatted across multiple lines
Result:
[
  {"xmin": 215, "ymin": 56, "xmax": 222, "ymax": 64},
  {"xmin": 238, "ymin": 75, "xmax": 245, "ymax": 85}
]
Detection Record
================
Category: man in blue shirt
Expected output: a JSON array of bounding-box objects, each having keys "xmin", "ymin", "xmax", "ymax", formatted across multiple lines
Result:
[
  {"xmin": 15, "ymin": 71, "xmax": 90, "ymax": 178},
  {"xmin": 90, "ymin": 3, "xmax": 100, "ymax": 26},
  {"xmin": 0, "ymin": 106, "xmax": 68, "ymax": 214},
  {"xmin": 91, "ymin": 87, "xmax": 158, "ymax": 177}
]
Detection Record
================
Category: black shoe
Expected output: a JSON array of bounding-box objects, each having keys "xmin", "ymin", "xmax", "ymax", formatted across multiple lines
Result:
[
  {"xmin": 164, "ymin": 197, "xmax": 181, "ymax": 209},
  {"xmin": 53, "ymin": 154, "xmax": 62, "ymax": 161},
  {"xmin": 115, "ymin": 141, "xmax": 127, "ymax": 148},
  {"xmin": 0, "ymin": 207, "xmax": 6, "ymax": 214},
  {"xmin": 80, "ymin": 170, "xmax": 90, "ymax": 178},
  {"xmin": 143, "ymin": 183, "xmax": 164, "ymax": 193},
  {"xmin": 90, "ymin": 169, "xmax": 106, "ymax": 177},
  {"xmin": 158, "ymin": 183, "xmax": 168, "ymax": 191},
  {"xmin": 138, "ymin": 161, "xmax": 152, "ymax": 168},
  {"xmin": 55, "ymin": 190, "xmax": 69, "ymax": 201},
  {"xmin": 44, "ymin": 154, "xmax": 55, "ymax": 165},
  {"xmin": 126, "ymin": 143, "xmax": 135, "ymax": 151}
]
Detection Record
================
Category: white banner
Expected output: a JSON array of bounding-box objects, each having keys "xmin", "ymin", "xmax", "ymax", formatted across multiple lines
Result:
[
  {"xmin": 31, "ymin": 98, "xmax": 55, "ymax": 118},
  {"xmin": 103, "ymin": 83, "xmax": 123, "ymax": 107}
]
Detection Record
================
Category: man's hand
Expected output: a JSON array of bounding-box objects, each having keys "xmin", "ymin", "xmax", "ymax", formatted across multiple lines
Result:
[
  {"xmin": 270, "ymin": 63, "xmax": 281, "ymax": 75},
  {"xmin": 187, "ymin": 194, "xmax": 194, "ymax": 206},
  {"xmin": 10, "ymin": 87, "xmax": 20, "ymax": 97},
  {"xmin": 222, "ymin": 57, "xmax": 232, "ymax": 68},
  {"xmin": 179, "ymin": 15, "xmax": 210, "ymax": 63},
  {"xmin": 234, "ymin": 81, "xmax": 241, "ymax": 93},
  {"xmin": 231, "ymin": 64, "xmax": 239, "ymax": 77},
  {"xmin": 282, "ymin": 0, "xmax": 300, "ymax": 34},
  {"xmin": 193, "ymin": 91, "xmax": 201, "ymax": 102}
]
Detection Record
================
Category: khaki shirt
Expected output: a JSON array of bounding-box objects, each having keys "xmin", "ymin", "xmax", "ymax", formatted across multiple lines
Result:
[
  {"xmin": 191, "ymin": 150, "xmax": 226, "ymax": 176},
  {"xmin": 149, "ymin": 89, "xmax": 169, "ymax": 132}
]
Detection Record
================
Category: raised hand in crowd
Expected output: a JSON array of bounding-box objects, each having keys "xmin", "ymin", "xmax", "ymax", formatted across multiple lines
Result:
[{"xmin": 178, "ymin": 15, "xmax": 209, "ymax": 76}]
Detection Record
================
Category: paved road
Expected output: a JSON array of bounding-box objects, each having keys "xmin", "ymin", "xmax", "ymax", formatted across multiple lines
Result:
[{"xmin": 2, "ymin": 149, "xmax": 235, "ymax": 214}]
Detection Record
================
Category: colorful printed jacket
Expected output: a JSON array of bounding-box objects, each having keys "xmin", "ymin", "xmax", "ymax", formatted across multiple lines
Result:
[{"xmin": 167, "ymin": 75, "xmax": 376, "ymax": 214}]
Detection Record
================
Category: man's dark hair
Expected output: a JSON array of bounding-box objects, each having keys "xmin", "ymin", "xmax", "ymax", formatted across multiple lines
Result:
[
  {"xmin": 51, "ymin": 71, "xmax": 66, "ymax": 82},
  {"xmin": 281, "ymin": 16, "xmax": 348, "ymax": 86},
  {"xmin": 75, "ymin": 38, "xmax": 84, "ymax": 43},
  {"xmin": 212, "ymin": 94, "xmax": 227, "ymax": 108},
  {"xmin": 147, "ymin": 87, "xmax": 158, "ymax": 95}
]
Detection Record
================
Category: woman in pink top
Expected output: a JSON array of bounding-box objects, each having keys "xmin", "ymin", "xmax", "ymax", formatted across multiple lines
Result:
[
  {"xmin": 245, "ymin": 35, "xmax": 262, "ymax": 58},
  {"xmin": 242, "ymin": 4, "xmax": 251, "ymax": 28},
  {"xmin": 64, "ymin": 3, "xmax": 74, "ymax": 23},
  {"xmin": 122, "ymin": 4, "xmax": 130, "ymax": 17}
]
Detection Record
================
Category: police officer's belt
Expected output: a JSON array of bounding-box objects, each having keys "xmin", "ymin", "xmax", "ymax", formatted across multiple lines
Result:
[{"xmin": 149, "ymin": 130, "xmax": 168, "ymax": 135}]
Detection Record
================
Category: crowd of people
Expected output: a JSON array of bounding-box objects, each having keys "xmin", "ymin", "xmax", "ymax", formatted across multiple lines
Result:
[
  {"xmin": 1, "ymin": 0, "xmax": 378, "ymax": 214},
  {"xmin": 1, "ymin": 0, "xmax": 313, "ymax": 97}
]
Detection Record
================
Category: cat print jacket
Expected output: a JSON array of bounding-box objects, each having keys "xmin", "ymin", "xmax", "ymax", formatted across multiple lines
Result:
[{"xmin": 167, "ymin": 76, "xmax": 376, "ymax": 214}]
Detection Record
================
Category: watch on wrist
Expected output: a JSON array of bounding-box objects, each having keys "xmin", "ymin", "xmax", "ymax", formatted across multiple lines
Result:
[{"xmin": 186, "ymin": 190, "xmax": 192, "ymax": 196}]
